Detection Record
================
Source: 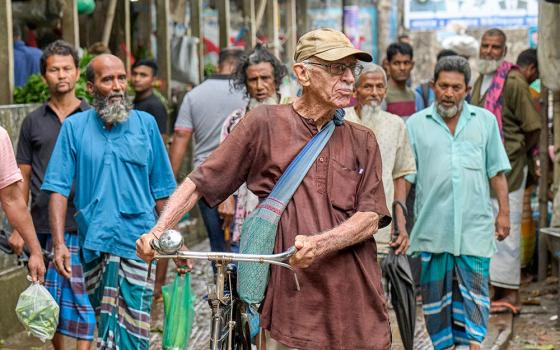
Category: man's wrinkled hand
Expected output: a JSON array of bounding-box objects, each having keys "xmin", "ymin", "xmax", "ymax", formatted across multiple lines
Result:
[
  {"xmin": 8, "ymin": 230, "xmax": 25, "ymax": 256},
  {"xmin": 174, "ymin": 247, "xmax": 194, "ymax": 275},
  {"xmin": 289, "ymin": 235, "xmax": 317, "ymax": 269},
  {"xmin": 136, "ymin": 233, "xmax": 156, "ymax": 263},
  {"xmin": 495, "ymin": 212, "xmax": 510, "ymax": 241},
  {"xmin": 389, "ymin": 230, "xmax": 410, "ymax": 255},
  {"xmin": 53, "ymin": 243, "xmax": 71, "ymax": 279},
  {"xmin": 27, "ymin": 252, "xmax": 46, "ymax": 284}
]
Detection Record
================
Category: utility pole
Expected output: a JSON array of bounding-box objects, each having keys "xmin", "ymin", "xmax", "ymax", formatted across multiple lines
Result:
[{"xmin": 0, "ymin": 1, "xmax": 14, "ymax": 104}]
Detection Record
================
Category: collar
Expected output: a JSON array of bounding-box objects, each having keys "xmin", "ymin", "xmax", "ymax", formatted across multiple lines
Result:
[
  {"xmin": 43, "ymin": 99, "xmax": 90, "ymax": 117},
  {"xmin": 208, "ymin": 74, "xmax": 233, "ymax": 80},
  {"xmin": 426, "ymin": 101, "xmax": 475, "ymax": 135}
]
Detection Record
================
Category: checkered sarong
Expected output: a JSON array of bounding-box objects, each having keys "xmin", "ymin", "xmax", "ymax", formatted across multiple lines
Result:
[
  {"xmin": 83, "ymin": 254, "xmax": 154, "ymax": 350},
  {"xmin": 420, "ymin": 252, "xmax": 490, "ymax": 350},
  {"xmin": 45, "ymin": 232, "xmax": 96, "ymax": 340}
]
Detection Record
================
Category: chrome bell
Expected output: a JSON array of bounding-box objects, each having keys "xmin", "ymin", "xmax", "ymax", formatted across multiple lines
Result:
[{"xmin": 154, "ymin": 229, "xmax": 184, "ymax": 254}]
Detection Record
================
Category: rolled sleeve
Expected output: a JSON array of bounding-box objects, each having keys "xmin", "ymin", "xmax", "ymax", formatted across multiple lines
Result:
[
  {"xmin": 355, "ymin": 131, "xmax": 391, "ymax": 229},
  {"xmin": 174, "ymin": 94, "xmax": 194, "ymax": 131},
  {"xmin": 41, "ymin": 121, "xmax": 75, "ymax": 197},
  {"xmin": 0, "ymin": 128, "xmax": 22, "ymax": 190},
  {"xmin": 486, "ymin": 114, "xmax": 512, "ymax": 178}
]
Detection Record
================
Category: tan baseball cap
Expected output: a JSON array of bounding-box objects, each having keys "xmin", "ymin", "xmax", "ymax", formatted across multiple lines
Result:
[{"xmin": 294, "ymin": 28, "xmax": 373, "ymax": 63}]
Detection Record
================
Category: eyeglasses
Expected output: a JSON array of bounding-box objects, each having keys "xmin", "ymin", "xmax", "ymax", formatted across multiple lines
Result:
[{"xmin": 304, "ymin": 61, "xmax": 364, "ymax": 77}]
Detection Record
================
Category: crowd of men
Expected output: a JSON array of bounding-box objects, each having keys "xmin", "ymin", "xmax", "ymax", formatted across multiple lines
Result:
[{"xmin": 0, "ymin": 25, "xmax": 541, "ymax": 350}]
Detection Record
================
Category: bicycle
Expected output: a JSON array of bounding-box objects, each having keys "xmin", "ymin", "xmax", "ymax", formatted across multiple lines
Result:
[{"xmin": 148, "ymin": 229, "xmax": 300, "ymax": 350}]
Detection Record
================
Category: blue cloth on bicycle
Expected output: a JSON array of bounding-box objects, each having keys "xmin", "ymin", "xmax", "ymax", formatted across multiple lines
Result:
[
  {"xmin": 44, "ymin": 232, "xmax": 95, "ymax": 340},
  {"xmin": 420, "ymin": 252, "xmax": 490, "ymax": 349}
]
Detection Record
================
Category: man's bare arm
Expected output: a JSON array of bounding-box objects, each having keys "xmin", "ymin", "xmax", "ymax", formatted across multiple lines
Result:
[
  {"xmin": 168, "ymin": 130, "xmax": 193, "ymax": 177},
  {"xmin": 390, "ymin": 176, "xmax": 410, "ymax": 254},
  {"xmin": 136, "ymin": 177, "xmax": 201, "ymax": 262},
  {"xmin": 9, "ymin": 164, "xmax": 32, "ymax": 254},
  {"xmin": 49, "ymin": 193, "xmax": 72, "ymax": 278},
  {"xmin": 490, "ymin": 172, "xmax": 510, "ymax": 241},
  {"xmin": 0, "ymin": 182, "xmax": 45, "ymax": 282},
  {"xmin": 290, "ymin": 211, "xmax": 379, "ymax": 268}
]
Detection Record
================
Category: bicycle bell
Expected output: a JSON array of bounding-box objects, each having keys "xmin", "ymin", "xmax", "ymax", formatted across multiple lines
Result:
[{"xmin": 153, "ymin": 229, "xmax": 183, "ymax": 254}]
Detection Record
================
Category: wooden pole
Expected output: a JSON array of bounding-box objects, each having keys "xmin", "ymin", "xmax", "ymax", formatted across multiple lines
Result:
[
  {"xmin": 102, "ymin": 0, "xmax": 118, "ymax": 47},
  {"xmin": 0, "ymin": 1, "xmax": 14, "ymax": 105},
  {"xmin": 123, "ymin": 0, "xmax": 132, "ymax": 72},
  {"xmin": 255, "ymin": 0, "xmax": 267, "ymax": 32},
  {"xmin": 156, "ymin": 0, "xmax": 171, "ymax": 99},
  {"xmin": 62, "ymin": 0, "xmax": 80, "ymax": 48},
  {"xmin": 243, "ymin": 0, "xmax": 256, "ymax": 49},
  {"xmin": 285, "ymin": 0, "xmax": 297, "ymax": 63},
  {"xmin": 538, "ymin": 86, "xmax": 550, "ymax": 281},
  {"xmin": 217, "ymin": 0, "xmax": 231, "ymax": 49},
  {"xmin": 190, "ymin": 0, "xmax": 204, "ymax": 82},
  {"xmin": 296, "ymin": 0, "xmax": 308, "ymax": 38},
  {"xmin": 266, "ymin": 0, "xmax": 279, "ymax": 57}
]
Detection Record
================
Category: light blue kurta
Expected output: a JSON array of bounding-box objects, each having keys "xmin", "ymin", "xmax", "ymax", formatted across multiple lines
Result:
[
  {"xmin": 42, "ymin": 109, "xmax": 176, "ymax": 262},
  {"xmin": 406, "ymin": 102, "xmax": 511, "ymax": 258}
]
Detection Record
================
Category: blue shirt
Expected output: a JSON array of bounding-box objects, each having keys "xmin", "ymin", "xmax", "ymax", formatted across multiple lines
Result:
[
  {"xmin": 13, "ymin": 40, "xmax": 42, "ymax": 87},
  {"xmin": 42, "ymin": 109, "xmax": 176, "ymax": 262},
  {"xmin": 405, "ymin": 102, "xmax": 511, "ymax": 258}
]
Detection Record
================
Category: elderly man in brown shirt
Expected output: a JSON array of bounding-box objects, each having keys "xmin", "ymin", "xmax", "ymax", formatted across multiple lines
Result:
[{"xmin": 137, "ymin": 28, "xmax": 391, "ymax": 350}]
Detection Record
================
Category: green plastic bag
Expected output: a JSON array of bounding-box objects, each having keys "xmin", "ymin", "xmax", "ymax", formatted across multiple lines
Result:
[
  {"xmin": 15, "ymin": 282, "xmax": 59, "ymax": 342},
  {"xmin": 162, "ymin": 273, "xmax": 195, "ymax": 350}
]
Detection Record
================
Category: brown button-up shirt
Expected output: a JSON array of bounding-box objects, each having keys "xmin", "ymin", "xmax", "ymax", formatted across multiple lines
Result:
[{"xmin": 189, "ymin": 104, "xmax": 391, "ymax": 349}]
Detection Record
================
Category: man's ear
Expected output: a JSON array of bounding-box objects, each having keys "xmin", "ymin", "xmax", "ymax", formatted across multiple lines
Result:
[
  {"xmin": 86, "ymin": 81, "xmax": 94, "ymax": 95},
  {"xmin": 430, "ymin": 79, "xmax": 436, "ymax": 90},
  {"xmin": 293, "ymin": 63, "xmax": 311, "ymax": 87}
]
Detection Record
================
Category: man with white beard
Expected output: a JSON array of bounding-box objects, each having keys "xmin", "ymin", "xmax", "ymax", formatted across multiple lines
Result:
[
  {"xmin": 217, "ymin": 44, "xmax": 288, "ymax": 249},
  {"xmin": 42, "ymin": 54, "xmax": 176, "ymax": 349},
  {"xmin": 406, "ymin": 56, "xmax": 511, "ymax": 350},
  {"xmin": 471, "ymin": 28, "xmax": 541, "ymax": 314},
  {"xmin": 344, "ymin": 63, "xmax": 415, "ymax": 255}
]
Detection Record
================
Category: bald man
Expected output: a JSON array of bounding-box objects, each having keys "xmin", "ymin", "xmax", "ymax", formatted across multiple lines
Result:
[{"xmin": 42, "ymin": 54, "xmax": 176, "ymax": 349}]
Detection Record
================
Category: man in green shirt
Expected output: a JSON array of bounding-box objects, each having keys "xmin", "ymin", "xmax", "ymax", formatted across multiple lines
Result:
[
  {"xmin": 407, "ymin": 56, "xmax": 511, "ymax": 350},
  {"xmin": 471, "ymin": 28, "xmax": 541, "ymax": 313}
]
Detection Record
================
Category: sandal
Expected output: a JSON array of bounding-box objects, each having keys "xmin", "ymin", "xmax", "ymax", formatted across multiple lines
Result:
[{"xmin": 490, "ymin": 301, "xmax": 521, "ymax": 315}]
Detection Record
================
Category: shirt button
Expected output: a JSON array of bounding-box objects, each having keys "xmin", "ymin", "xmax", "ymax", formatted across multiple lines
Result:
[{"xmin": 319, "ymin": 157, "xmax": 324, "ymax": 162}]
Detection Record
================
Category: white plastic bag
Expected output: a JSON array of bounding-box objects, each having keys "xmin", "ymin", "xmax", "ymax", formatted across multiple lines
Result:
[{"xmin": 15, "ymin": 282, "xmax": 59, "ymax": 342}]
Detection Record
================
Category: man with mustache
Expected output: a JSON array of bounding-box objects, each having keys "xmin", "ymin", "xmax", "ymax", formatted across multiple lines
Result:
[
  {"xmin": 344, "ymin": 63, "xmax": 415, "ymax": 255},
  {"xmin": 137, "ymin": 28, "xmax": 392, "ymax": 349},
  {"xmin": 12, "ymin": 40, "xmax": 95, "ymax": 350},
  {"xmin": 471, "ymin": 28, "xmax": 541, "ymax": 314},
  {"xmin": 42, "ymin": 54, "xmax": 176, "ymax": 349},
  {"xmin": 406, "ymin": 56, "xmax": 511, "ymax": 350},
  {"xmin": 218, "ymin": 44, "xmax": 288, "ymax": 249},
  {"xmin": 383, "ymin": 42, "xmax": 419, "ymax": 119}
]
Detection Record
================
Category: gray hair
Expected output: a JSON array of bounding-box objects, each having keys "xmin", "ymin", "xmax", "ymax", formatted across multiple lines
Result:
[
  {"xmin": 433, "ymin": 56, "xmax": 471, "ymax": 86},
  {"xmin": 355, "ymin": 63, "xmax": 387, "ymax": 88}
]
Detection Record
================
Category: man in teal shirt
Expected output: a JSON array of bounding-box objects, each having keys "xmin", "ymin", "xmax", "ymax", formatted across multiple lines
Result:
[
  {"xmin": 42, "ymin": 54, "xmax": 176, "ymax": 350},
  {"xmin": 406, "ymin": 56, "xmax": 511, "ymax": 350}
]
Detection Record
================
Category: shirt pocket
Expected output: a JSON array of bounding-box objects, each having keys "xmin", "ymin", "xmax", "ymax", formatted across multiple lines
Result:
[
  {"xmin": 329, "ymin": 158, "xmax": 361, "ymax": 212},
  {"xmin": 119, "ymin": 139, "xmax": 149, "ymax": 167},
  {"xmin": 457, "ymin": 141, "xmax": 484, "ymax": 170}
]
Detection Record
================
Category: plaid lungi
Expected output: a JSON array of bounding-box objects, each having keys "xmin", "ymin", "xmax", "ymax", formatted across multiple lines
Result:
[
  {"xmin": 45, "ymin": 232, "xmax": 96, "ymax": 340},
  {"xmin": 420, "ymin": 252, "xmax": 490, "ymax": 350},
  {"xmin": 83, "ymin": 254, "xmax": 154, "ymax": 350}
]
